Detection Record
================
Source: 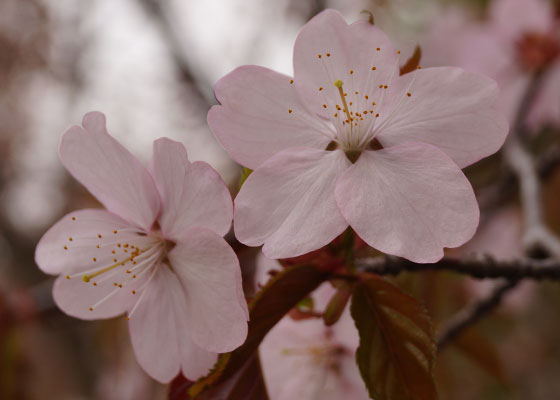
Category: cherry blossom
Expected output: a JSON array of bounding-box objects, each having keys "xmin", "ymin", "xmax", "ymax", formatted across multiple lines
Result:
[
  {"xmin": 260, "ymin": 283, "xmax": 369, "ymax": 400},
  {"xmin": 208, "ymin": 9, "xmax": 508, "ymax": 263},
  {"xmin": 35, "ymin": 112, "xmax": 248, "ymax": 383},
  {"xmin": 423, "ymin": 0, "xmax": 560, "ymax": 127}
]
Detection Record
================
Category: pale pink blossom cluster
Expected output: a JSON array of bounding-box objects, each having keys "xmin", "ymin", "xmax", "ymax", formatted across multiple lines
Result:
[
  {"xmin": 35, "ymin": 113, "xmax": 248, "ymax": 382},
  {"xmin": 35, "ymin": 8, "xmax": 508, "ymax": 391},
  {"xmin": 209, "ymin": 9, "xmax": 507, "ymax": 263},
  {"xmin": 423, "ymin": 0, "xmax": 560, "ymax": 128}
]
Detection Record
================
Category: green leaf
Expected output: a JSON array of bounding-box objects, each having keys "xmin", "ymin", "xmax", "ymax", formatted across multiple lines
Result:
[
  {"xmin": 238, "ymin": 167, "xmax": 253, "ymax": 189},
  {"xmin": 186, "ymin": 264, "xmax": 329, "ymax": 399},
  {"xmin": 351, "ymin": 275, "xmax": 438, "ymax": 400}
]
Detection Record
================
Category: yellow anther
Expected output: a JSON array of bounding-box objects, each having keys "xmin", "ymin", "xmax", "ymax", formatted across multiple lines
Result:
[{"xmin": 334, "ymin": 79, "xmax": 344, "ymax": 88}]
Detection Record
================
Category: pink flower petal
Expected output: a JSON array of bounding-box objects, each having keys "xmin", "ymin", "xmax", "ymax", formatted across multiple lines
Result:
[
  {"xmin": 35, "ymin": 209, "xmax": 153, "ymax": 275},
  {"xmin": 208, "ymin": 65, "xmax": 332, "ymax": 170},
  {"xmin": 293, "ymin": 9, "xmax": 398, "ymax": 119},
  {"xmin": 59, "ymin": 112, "xmax": 160, "ymax": 230},
  {"xmin": 52, "ymin": 264, "xmax": 151, "ymax": 321},
  {"xmin": 335, "ymin": 143, "xmax": 479, "ymax": 263},
  {"xmin": 260, "ymin": 284, "xmax": 367, "ymax": 400},
  {"xmin": 490, "ymin": 0, "xmax": 554, "ymax": 41},
  {"xmin": 128, "ymin": 265, "xmax": 217, "ymax": 383},
  {"xmin": 234, "ymin": 147, "xmax": 350, "ymax": 258},
  {"xmin": 151, "ymin": 138, "xmax": 233, "ymax": 239},
  {"xmin": 168, "ymin": 228, "xmax": 248, "ymax": 353},
  {"xmin": 528, "ymin": 61, "xmax": 560, "ymax": 128},
  {"xmin": 375, "ymin": 67, "xmax": 508, "ymax": 168}
]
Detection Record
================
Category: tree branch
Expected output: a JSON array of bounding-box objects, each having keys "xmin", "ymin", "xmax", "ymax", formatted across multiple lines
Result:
[
  {"xmin": 502, "ymin": 72, "xmax": 560, "ymax": 257},
  {"xmin": 357, "ymin": 255, "xmax": 560, "ymax": 280},
  {"xmin": 436, "ymin": 279, "xmax": 518, "ymax": 349},
  {"xmin": 138, "ymin": 0, "xmax": 214, "ymax": 107},
  {"xmin": 435, "ymin": 70, "xmax": 556, "ymax": 350}
]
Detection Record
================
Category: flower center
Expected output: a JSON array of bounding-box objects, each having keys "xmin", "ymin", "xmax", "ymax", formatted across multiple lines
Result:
[
  {"xmin": 63, "ymin": 218, "xmax": 174, "ymax": 317},
  {"xmin": 329, "ymin": 78, "xmax": 381, "ymax": 155}
]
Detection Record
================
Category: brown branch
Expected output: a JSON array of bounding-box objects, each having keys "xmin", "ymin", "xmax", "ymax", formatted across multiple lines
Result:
[
  {"xmin": 436, "ymin": 70, "xmax": 554, "ymax": 350},
  {"xmin": 436, "ymin": 280, "xmax": 518, "ymax": 349},
  {"xmin": 138, "ymin": 0, "xmax": 214, "ymax": 108},
  {"xmin": 503, "ymin": 71, "xmax": 560, "ymax": 257},
  {"xmin": 357, "ymin": 255, "xmax": 560, "ymax": 280}
]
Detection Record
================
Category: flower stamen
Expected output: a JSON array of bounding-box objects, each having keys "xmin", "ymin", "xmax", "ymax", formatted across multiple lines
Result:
[{"xmin": 334, "ymin": 80, "xmax": 352, "ymax": 122}]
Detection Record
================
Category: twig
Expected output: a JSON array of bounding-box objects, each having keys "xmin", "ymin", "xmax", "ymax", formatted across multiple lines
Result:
[
  {"xmin": 436, "ymin": 279, "xmax": 518, "ymax": 349},
  {"xmin": 357, "ymin": 255, "xmax": 560, "ymax": 280},
  {"xmin": 476, "ymin": 145, "xmax": 560, "ymax": 216},
  {"xmin": 138, "ymin": 0, "xmax": 214, "ymax": 107},
  {"xmin": 435, "ymin": 70, "xmax": 556, "ymax": 350},
  {"xmin": 502, "ymin": 72, "xmax": 560, "ymax": 257}
]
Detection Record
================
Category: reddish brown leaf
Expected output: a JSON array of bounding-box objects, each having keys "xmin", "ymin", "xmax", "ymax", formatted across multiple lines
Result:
[
  {"xmin": 453, "ymin": 328, "xmax": 509, "ymax": 386},
  {"xmin": 184, "ymin": 264, "xmax": 329, "ymax": 399},
  {"xmin": 400, "ymin": 46, "xmax": 422, "ymax": 76},
  {"xmin": 169, "ymin": 375, "xmax": 195, "ymax": 400},
  {"xmin": 197, "ymin": 355, "xmax": 268, "ymax": 400},
  {"xmin": 351, "ymin": 275, "xmax": 438, "ymax": 400},
  {"xmin": 323, "ymin": 281, "xmax": 353, "ymax": 326}
]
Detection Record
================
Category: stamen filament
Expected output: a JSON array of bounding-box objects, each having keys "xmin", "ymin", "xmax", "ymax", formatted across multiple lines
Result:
[
  {"xmin": 126, "ymin": 267, "xmax": 158, "ymax": 320},
  {"xmin": 82, "ymin": 244, "xmax": 160, "ymax": 282},
  {"xmin": 334, "ymin": 80, "xmax": 352, "ymax": 122}
]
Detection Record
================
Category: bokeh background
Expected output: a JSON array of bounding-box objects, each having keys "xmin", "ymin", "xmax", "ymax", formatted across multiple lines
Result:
[{"xmin": 1, "ymin": 0, "xmax": 560, "ymax": 398}]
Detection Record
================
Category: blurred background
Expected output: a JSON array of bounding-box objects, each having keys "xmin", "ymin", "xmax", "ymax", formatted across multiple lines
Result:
[{"xmin": 1, "ymin": 0, "xmax": 560, "ymax": 398}]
